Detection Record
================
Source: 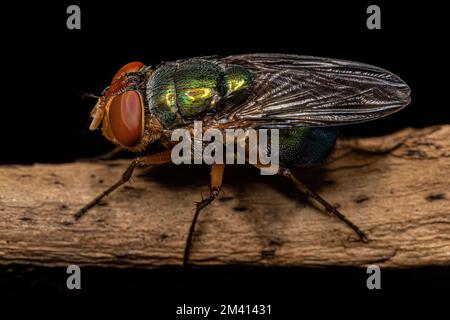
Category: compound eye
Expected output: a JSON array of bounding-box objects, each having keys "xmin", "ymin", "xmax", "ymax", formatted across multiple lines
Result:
[
  {"xmin": 112, "ymin": 61, "xmax": 144, "ymax": 82},
  {"xmin": 108, "ymin": 90, "xmax": 143, "ymax": 148}
]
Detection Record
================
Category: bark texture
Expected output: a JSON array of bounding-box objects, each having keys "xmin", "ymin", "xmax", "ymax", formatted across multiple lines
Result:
[{"xmin": 0, "ymin": 126, "xmax": 449, "ymax": 268}]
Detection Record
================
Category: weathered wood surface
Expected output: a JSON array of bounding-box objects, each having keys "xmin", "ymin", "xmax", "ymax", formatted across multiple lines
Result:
[{"xmin": 0, "ymin": 126, "xmax": 449, "ymax": 268}]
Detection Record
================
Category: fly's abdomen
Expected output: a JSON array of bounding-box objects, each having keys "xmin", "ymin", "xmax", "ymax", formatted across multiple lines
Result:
[
  {"xmin": 279, "ymin": 127, "xmax": 340, "ymax": 166},
  {"xmin": 147, "ymin": 59, "xmax": 252, "ymax": 128}
]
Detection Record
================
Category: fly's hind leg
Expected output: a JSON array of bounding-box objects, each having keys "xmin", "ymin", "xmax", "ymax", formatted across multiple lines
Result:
[
  {"xmin": 183, "ymin": 163, "xmax": 225, "ymax": 267},
  {"xmin": 278, "ymin": 166, "xmax": 368, "ymax": 242},
  {"xmin": 73, "ymin": 150, "xmax": 173, "ymax": 220},
  {"xmin": 255, "ymin": 164, "xmax": 368, "ymax": 242}
]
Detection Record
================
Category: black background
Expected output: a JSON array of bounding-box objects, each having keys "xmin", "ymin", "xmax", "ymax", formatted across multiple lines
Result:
[{"xmin": 1, "ymin": 0, "xmax": 449, "ymax": 305}]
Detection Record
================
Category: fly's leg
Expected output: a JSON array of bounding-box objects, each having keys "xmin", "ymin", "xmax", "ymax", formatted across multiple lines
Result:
[
  {"xmin": 73, "ymin": 160, "xmax": 137, "ymax": 220},
  {"xmin": 277, "ymin": 166, "xmax": 368, "ymax": 242},
  {"xmin": 73, "ymin": 150, "xmax": 173, "ymax": 220},
  {"xmin": 184, "ymin": 164, "xmax": 225, "ymax": 267}
]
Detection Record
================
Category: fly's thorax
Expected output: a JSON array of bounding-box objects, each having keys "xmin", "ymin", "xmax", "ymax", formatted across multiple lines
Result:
[
  {"xmin": 146, "ymin": 63, "xmax": 178, "ymax": 127},
  {"xmin": 146, "ymin": 59, "xmax": 253, "ymax": 129}
]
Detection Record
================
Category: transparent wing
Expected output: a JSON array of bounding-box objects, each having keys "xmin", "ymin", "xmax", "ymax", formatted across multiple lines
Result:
[{"xmin": 211, "ymin": 53, "xmax": 411, "ymax": 129}]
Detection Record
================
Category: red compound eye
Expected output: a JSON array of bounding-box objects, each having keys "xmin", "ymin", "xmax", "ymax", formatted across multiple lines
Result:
[
  {"xmin": 109, "ymin": 61, "xmax": 144, "ymax": 93},
  {"xmin": 108, "ymin": 90, "xmax": 143, "ymax": 148}
]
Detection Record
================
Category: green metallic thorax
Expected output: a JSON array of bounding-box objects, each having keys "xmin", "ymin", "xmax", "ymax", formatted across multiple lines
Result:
[{"xmin": 146, "ymin": 59, "xmax": 252, "ymax": 128}]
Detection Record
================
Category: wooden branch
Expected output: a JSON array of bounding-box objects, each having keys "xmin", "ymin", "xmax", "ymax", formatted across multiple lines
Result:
[{"xmin": 1, "ymin": 125, "xmax": 449, "ymax": 268}]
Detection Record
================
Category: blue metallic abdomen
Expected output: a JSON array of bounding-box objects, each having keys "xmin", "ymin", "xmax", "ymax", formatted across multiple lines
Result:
[{"xmin": 279, "ymin": 127, "xmax": 339, "ymax": 167}]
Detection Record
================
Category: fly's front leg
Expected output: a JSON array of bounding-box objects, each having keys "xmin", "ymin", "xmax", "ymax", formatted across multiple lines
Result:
[
  {"xmin": 183, "ymin": 163, "xmax": 225, "ymax": 267},
  {"xmin": 73, "ymin": 150, "xmax": 173, "ymax": 220},
  {"xmin": 277, "ymin": 166, "xmax": 368, "ymax": 242}
]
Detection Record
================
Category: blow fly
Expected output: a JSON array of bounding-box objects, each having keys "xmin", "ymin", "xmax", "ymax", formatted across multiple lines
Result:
[{"xmin": 76, "ymin": 53, "xmax": 411, "ymax": 266}]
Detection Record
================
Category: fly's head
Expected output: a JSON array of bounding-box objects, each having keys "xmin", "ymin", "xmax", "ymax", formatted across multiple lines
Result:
[{"xmin": 89, "ymin": 62, "xmax": 163, "ymax": 152}]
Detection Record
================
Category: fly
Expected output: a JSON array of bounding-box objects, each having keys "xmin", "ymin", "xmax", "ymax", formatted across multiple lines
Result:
[{"xmin": 75, "ymin": 54, "xmax": 411, "ymax": 266}]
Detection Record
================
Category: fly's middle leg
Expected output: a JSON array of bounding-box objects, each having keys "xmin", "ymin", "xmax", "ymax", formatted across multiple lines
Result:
[{"xmin": 183, "ymin": 163, "xmax": 225, "ymax": 267}]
